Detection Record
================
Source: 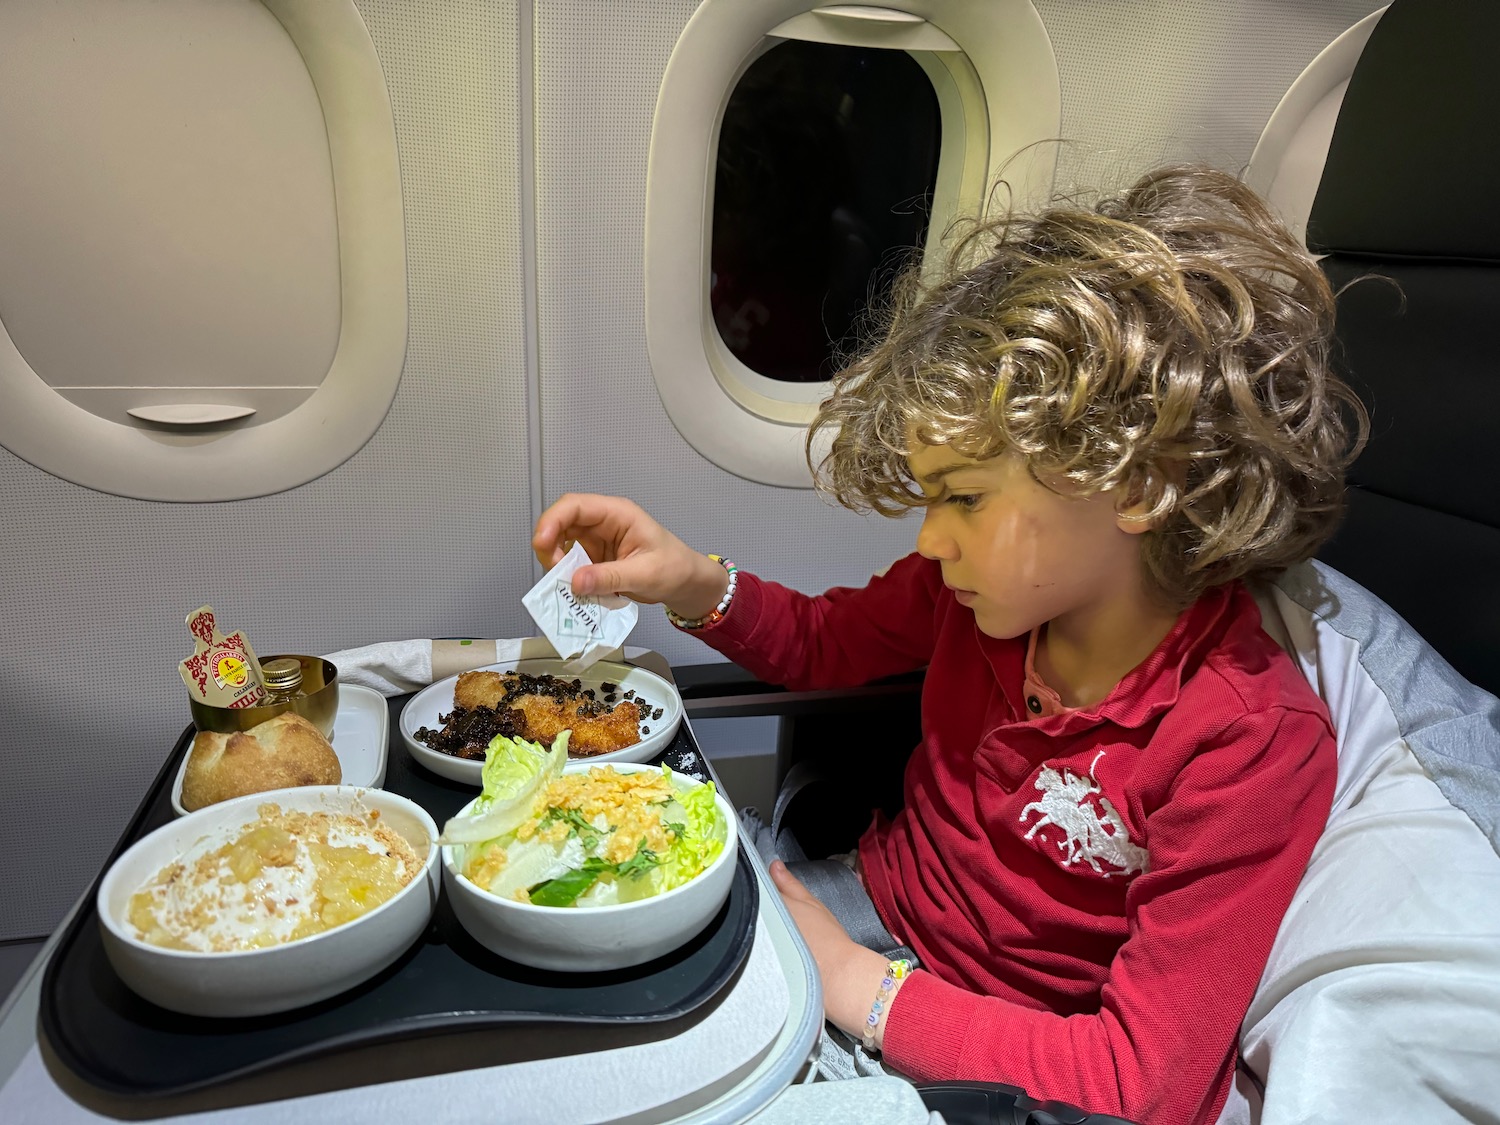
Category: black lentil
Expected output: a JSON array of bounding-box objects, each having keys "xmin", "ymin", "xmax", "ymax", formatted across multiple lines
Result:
[{"xmin": 415, "ymin": 705, "xmax": 525, "ymax": 759}]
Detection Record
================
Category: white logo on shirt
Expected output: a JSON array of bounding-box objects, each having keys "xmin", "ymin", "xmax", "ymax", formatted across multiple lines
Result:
[{"xmin": 1019, "ymin": 751, "xmax": 1148, "ymax": 877}]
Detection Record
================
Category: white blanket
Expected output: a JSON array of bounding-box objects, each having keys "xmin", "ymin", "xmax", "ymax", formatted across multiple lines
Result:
[{"xmin": 1220, "ymin": 576, "xmax": 1500, "ymax": 1123}]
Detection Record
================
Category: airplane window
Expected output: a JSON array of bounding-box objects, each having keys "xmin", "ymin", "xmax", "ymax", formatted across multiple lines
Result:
[
  {"xmin": 0, "ymin": 0, "xmax": 405, "ymax": 501},
  {"xmin": 644, "ymin": 0, "xmax": 1058, "ymax": 486},
  {"xmin": 711, "ymin": 41, "xmax": 940, "ymax": 383}
]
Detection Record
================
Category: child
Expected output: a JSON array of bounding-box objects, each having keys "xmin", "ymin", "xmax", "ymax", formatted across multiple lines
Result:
[{"xmin": 532, "ymin": 165, "xmax": 1367, "ymax": 1125}]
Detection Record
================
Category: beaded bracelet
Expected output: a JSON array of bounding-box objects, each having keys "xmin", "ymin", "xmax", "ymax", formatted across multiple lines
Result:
[
  {"xmin": 861, "ymin": 958, "xmax": 912, "ymax": 1053},
  {"xmin": 664, "ymin": 555, "xmax": 738, "ymax": 630}
]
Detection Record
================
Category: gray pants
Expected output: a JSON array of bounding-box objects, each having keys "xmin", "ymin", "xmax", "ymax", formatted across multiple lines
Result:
[{"xmin": 742, "ymin": 762, "xmax": 920, "ymax": 1080}]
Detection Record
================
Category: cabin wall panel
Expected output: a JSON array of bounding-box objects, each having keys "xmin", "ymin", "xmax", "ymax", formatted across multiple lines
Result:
[
  {"xmin": 1035, "ymin": 0, "xmax": 1387, "ymax": 195},
  {"xmin": 0, "ymin": 0, "xmax": 533, "ymax": 939},
  {"xmin": 531, "ymin": 2, "xmax": 924, "ymax": 673}
]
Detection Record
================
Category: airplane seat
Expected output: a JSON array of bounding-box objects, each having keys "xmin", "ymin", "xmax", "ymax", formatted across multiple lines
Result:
[
  {"xmin": 1306, "ymin": 0, "xmax": 1500, "ymax": 699},
  {"xmin": 1212, "ymin": 1, "xmax": 1500, "ymax": 1121}
]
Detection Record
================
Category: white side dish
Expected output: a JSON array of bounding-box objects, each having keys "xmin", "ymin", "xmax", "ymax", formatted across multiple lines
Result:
[{"xmin": 98, "ymin": 786, "xmax": 440, "ymax": 1017}]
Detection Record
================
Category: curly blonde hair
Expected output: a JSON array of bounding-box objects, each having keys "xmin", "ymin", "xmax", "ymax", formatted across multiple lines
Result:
[{"xmin": 809, "ymin": 164, "xmax": 1369, "ymax": 607}]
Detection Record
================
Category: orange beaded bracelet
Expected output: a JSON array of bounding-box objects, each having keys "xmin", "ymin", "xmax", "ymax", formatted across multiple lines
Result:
[{"xmin": 664, "ymin": 555, "xmax": 738, "ymax": 630}]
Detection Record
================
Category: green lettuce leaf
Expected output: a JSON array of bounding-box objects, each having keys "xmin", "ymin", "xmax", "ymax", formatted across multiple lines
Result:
[
  {"xmin": 477, "ymin": 734, "xmax": 547, "ymax": 809},
  {"xmin": 528, "ymin": 844, "xmax": 664, "ymax": 906},
  {"xmin": 438, "ymin": 730, "xmax": 570, "ymax": 845},
  {"xmin": 528, "ymin": 857, "xmax": 611, "ymax": 907},
  {"xmin": 661, "ymin": 768, "xmax": 725, "ymax": 892}
]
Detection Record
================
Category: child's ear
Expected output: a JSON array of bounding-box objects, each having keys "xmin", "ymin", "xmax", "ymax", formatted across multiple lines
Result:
[
  {"xmin": 1113, "ymin": 462, "xmax": 1180, "ymax": 535},
  {"xmin": 1113, "ymin": 496, "xmax": 1157, "ymax": 536}
]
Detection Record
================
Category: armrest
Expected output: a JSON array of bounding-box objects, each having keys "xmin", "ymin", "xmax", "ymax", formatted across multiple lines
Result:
[
  {"xmin": 672, "ymin": 662, "xmax": 925, "ymax": 720},
  {"xmin": 673, "ymin": 664, "xmax": 926, "ymax": 855}
]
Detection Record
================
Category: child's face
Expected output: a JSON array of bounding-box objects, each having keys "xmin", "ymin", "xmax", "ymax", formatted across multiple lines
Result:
[{"xmin": 909, "ymin": 442, "xmax": 1153, "ymax": 641}]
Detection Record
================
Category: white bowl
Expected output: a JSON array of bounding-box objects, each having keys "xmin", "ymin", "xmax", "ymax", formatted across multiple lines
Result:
[
  {"xmin": 400, "ymin": 659, "xmax": 683, "ymax": 785},
  {"xmin": 98, "ymin": 787, "xmax": 440, "ymax": 1017},
  {"xmin": 441, "ymin": 762, "xmax": 738, "ymax": 972}
]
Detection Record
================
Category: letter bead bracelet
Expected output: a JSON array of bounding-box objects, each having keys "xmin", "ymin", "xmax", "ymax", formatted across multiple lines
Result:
[
  {"xmin": 862, "ymin": 958, "xmax": 912, "ymax": 1053},
  {"xmin": 664, "ymin": 555, "xmax": 738, "ymax": 630}
]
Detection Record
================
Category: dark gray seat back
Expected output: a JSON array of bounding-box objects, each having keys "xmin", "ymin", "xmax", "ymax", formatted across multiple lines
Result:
[{"xmin": 1307, "ymin": 0, "xmax": 1500, "ymax": 695}]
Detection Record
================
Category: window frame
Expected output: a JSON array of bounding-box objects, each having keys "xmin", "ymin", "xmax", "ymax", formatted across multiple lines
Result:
[
  {"xmin": 645, "ymin": 0, "xmax": 1060, "ymax": 487},
  {"xmin": 0, "ymin": 0, "xmax": 406, "ymax": 502}
]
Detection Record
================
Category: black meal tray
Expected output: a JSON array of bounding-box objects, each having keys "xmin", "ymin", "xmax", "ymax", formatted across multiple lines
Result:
[{"xmin": 39, "ymin": 693, "xmax": 758, "ymax": 1098}]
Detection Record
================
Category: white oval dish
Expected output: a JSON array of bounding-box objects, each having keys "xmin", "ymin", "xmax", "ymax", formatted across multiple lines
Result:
[
  {"xmin": 170, "ymin": 683, "xmax": 390, "ymax": 817},
  {"xmin": 441, "ymin": 762, "xmax": 737, "ymax": 972},
  {"xmin": 400, "ymin": 659, "xmax": 682, "ymax": 785},
  {"xmin": 98, "ymin": 786, "xmax": 440, "ymax": 1017}
]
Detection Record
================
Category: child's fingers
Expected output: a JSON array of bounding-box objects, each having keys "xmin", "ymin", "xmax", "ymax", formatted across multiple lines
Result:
[
  {"xmin": 770, "ymin": 860, "xmax": 812, "ymax": 900},
  {"xmin": 532, "ymin": 509, "xmax": 586, "ymax": 564},
  {"xmin": 533, "ymin": 540, "xmax": 568, "ymax": 569},
  {"xmin": 572, "ymin": 560, "xmax": 628, "ymax": 598},
  {"xmin": 533, "ymin": 493, "xmax": 633, "ymax": 560},
  {"xmin": 572, "ymin": 557, "xmax": 658, "ymax": 604}
]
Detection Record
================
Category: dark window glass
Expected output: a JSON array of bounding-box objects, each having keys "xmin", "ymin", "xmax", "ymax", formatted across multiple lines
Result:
[{"xmin": 710, "ymin": 41, "xmax": 941, "ymax": 382}]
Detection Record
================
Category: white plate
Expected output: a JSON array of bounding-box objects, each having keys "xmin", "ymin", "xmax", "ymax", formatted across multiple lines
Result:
[
  {"xmin": 400, "ymin": 659, "xmax": 683, "ymax": 785},
  {"xmin": 172, "ymin": 683, "xmax": 390, "ymax": 817}
]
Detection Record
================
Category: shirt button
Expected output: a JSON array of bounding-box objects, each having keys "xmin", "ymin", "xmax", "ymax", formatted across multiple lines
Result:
[{"xmin": 1026, "ymin": 695, "xmax": 1043, "ymax": 714}]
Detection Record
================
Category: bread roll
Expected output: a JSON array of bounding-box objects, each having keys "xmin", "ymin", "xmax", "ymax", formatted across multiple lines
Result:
[{"xmin": 181, "ymin": 712, "xmax": 341, "ymax": 811}]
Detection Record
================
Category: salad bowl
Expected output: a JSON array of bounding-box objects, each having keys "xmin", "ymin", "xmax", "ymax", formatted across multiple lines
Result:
[{"xmin": 441, "ymin": 754, "xmax": 738, "ymax": 972}]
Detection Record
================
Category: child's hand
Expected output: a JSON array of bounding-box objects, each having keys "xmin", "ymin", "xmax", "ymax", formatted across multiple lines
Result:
[
  {"xmin": 771, "ymin": 861, "xmax": 897, "ymax": 1044},
  {"xmin": 532, "ymin": 493, "xmax": 728, "ymax": 619}
]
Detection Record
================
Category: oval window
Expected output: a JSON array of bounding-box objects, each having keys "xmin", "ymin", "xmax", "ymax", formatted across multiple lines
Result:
[
  {"xmin": 0, "ymin": 0, "xmax": 406, "ymax": 502},
  {"xmin": 645, "ymin": 0, "xmax": 1060, "ymax": 487},
  {"xmin": 710, "ymin": 40, "xmax": 941, "ymax": 383}
]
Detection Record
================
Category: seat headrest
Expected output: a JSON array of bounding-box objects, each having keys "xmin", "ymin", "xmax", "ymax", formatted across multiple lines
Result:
[{"xmin": 1307, "ymin": 0, "xmax": 1500, "ymax": 261}]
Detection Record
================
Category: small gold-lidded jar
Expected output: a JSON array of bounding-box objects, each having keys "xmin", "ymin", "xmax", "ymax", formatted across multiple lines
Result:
[
  {"xmin": 260, "ymin": 657, "xmax": 305, "ymax": 704},
  {"xmin": 188, "ymin": 655, "xmax": 338, "ymax": 741}
]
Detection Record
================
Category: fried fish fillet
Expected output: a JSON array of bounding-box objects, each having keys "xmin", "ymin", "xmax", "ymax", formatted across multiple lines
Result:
[
  {"xmin": 453, "ymin": 671, "xmax": 516, "ymax": 711},
  {"xmin": 509, "ymin": 695, "xmax": 642, "ymax": 756},
  {"xmin": 450, "ymin": 670, "xmax": 641, "ymax": 755}
]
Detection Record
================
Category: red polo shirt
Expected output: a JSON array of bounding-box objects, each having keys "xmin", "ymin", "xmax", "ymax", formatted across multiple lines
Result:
[{"xmin": 689, "ymin": 552, "xmax": 1335, "ymax": 1125}]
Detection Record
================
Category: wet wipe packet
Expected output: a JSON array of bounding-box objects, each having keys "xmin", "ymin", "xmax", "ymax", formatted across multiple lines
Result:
[{"xmin": 522, "ymin": 542, "xmax": 639, "ymax": 671}]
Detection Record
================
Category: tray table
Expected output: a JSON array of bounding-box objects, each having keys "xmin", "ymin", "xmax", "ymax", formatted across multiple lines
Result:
[{"xmin": 0, "ymin": 652, "xmax": 821, "ymax": 1123}]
